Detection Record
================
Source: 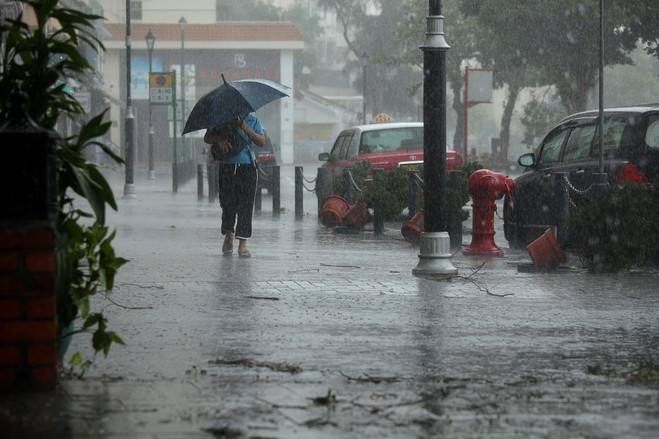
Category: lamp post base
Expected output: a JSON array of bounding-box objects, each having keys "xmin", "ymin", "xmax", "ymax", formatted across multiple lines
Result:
[
  {"xmin": 123, "ymin": 183, "xmax": 137, "ymax": 199},
  {"xmin": 412, "ymin": 231, "xmax": 458, "ymax": 279}
]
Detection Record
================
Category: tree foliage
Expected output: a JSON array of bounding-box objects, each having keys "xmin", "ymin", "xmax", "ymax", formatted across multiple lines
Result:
[
  {"xmin": 395, "ymin": 0, "xmax": 479, "ymax": 149},
  {"xmin": 622, "ymin": 0, "xmax": 659, "ymax": 59},
  {"xmin": 569, "ymin": 183, "xmax": 659, "ymax": 272},
  {"xmin": 461, "ymin": 0, "xmax": 638, "ymax": 114},
  {"xmin": 520, "ymin": 93, "xmax": 566, "ymax": 148},
  {"xmin": 317, "ymin": 0, "xmax": 422, "ymax": 119},
  {"xmin": 0, "ymin": 0, "xmax": 126, "ymax": 373}
]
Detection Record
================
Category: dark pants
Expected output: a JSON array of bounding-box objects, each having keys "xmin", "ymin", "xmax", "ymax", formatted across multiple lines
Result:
[{"xmin": 218, "ymin": 163, "xmax": 257, "ymax": 239}]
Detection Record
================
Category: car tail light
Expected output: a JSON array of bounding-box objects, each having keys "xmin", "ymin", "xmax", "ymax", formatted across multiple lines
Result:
[
  {"xmin": 616, "ymin": 163, "xmax": 648, "ymax": 184},
  {"xmin": 258, "ymin": 153, "xmax": 274, "ymax": 162}
]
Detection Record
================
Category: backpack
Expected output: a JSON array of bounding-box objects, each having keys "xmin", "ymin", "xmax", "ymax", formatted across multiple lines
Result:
[{"xmin": 209, "ymin": 123, "xmax": 250, "ymax": 161}]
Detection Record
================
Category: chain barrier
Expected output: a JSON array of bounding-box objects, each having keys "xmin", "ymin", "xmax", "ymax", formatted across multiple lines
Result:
[
  {"xmin": 345, "ymin": 169, "xmax": 363, "ymax": 194},
  {"xmin": 298, "ymin": 167, "xmax": 316, "ymax": 193},
  {"xmin": 562, "ymin": 174, "xmax": 593, "ymax": 208},
  {"xmin": 411, "ymin": 172, "xmax": 425, "ymax": 191},
  {"xmin": 302, "ymin": 181, "xmax": 316, "ymax": 192}
]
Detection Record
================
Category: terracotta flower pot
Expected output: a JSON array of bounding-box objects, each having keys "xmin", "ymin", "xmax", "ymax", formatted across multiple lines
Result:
[
  {"xmin": 320, "ymin": 195, "xmax": 350, "ymax": 228},
  {"xmin": 401, "ymin": 212, "xmax": 424, "ymax": 243},
  {"xmin": 527, "ymin": 227, "xmax": 566, "ymax": 269},
  {"xmin": 342, "ymin": 202, "xmax": 371, "ymax": 229}
]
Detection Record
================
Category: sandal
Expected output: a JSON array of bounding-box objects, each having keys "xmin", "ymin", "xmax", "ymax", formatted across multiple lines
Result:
[
  {"xmin": 222, "ymin": 233, "xmax": 234, "ymax": 255},
  {"xmin": 238, "ymin": 249, "xmax": 251, "ymax": 258}
]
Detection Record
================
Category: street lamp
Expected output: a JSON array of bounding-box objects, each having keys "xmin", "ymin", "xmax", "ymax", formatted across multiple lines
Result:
[
  {"xmin": 361, "ymin": 51, "xmax": 369, "ymax": 125},
  {"xmin": 177, "ymin": 16, "xmax": 187, "ymax": 193},
  {"xmin": 145, "ymin": 28, "xmax": 156, "ymax": 180},
  {"xmin": 123, "ymin": 0, "xmax": 136, "ymax": 198},
  {"xmin": 412, "ymin": 0, "xmax": 457, "ymax": 278}
]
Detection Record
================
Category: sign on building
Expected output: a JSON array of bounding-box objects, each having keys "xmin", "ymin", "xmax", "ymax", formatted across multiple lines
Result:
[{"xmin": 149, "ymin": 72, "xmax": 173, "ymax": 105}]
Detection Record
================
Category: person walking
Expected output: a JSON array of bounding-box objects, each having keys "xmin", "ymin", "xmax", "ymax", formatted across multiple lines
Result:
[{"xmin": 205, "ymin": 113, "xmax": 266, "ymax": 257}]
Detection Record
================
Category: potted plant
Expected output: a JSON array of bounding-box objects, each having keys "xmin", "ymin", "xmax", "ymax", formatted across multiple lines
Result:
[{"xmin": 0, "ymin": 0, "xmax": 127, "ymax": 372}]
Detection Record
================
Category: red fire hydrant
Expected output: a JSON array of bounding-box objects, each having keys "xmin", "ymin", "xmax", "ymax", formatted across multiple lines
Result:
[{"xmin": 464, "ymin": 169, "xmax": 515, "ymax": 256}]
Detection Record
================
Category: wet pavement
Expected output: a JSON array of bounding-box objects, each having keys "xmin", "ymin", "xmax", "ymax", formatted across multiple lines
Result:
[{"xmin": 2, "ymin": 164, "xmax": 659, "ymax": 438}]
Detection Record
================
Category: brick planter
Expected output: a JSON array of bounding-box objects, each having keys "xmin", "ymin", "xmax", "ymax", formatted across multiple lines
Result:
[
  {"xmin": 0, "ymin": 226, "xmax": 57, "ymax": 390},
  {"xmin": 0, "ymin": 125, "xmax": 59, "ymax": 390}
]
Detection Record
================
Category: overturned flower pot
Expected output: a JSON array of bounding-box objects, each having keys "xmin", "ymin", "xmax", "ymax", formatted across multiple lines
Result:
[
  {"xmin": 320, "ymin": 195, "xmax": 350, "ymax": 228},
  {"xmin": 401, "ymin": 212, "xmax": 424, "ymax": 243},
  {"xmin": 342, "ymin": 202, "xmax": 371, "ymax": 230},
  {"xmin": 527, "ymin": 227, "xmax": 566, "ymax": 269}
]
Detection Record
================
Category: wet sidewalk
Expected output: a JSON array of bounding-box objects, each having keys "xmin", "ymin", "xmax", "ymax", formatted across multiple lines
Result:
[{"xmin": 2, "ymin": 165, "xmax": 659, "ymax": 438}]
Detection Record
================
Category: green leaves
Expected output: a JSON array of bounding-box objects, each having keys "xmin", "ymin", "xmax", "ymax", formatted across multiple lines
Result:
[
  {"xmin": 4, "ymin": 0, "xmax": 127, "ymax": 373},
  {"xmin": 569, "ymin": 183, "xmax": 659, "ymax": 272}
]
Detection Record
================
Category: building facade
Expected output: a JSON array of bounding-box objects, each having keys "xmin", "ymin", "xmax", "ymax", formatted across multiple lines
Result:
[{"xmin": 101, "ymin": 20, "xmax": 302, "ymax": 165}]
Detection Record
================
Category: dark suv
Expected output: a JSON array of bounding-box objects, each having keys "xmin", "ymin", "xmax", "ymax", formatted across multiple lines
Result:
[{"xmin": 504, "ymin": 104, "xmax": 659, "ymax": 248}]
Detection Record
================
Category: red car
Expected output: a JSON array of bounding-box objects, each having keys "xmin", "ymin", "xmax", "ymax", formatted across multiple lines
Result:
[{"xmin": 316, "ymin": 122, "xmax": 463, "ymax": 203}]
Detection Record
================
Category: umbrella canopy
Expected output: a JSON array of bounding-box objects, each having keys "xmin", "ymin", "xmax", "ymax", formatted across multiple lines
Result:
[{"xmin": 182, "ymin": 77, "xmax": 291, "ymax": 135}]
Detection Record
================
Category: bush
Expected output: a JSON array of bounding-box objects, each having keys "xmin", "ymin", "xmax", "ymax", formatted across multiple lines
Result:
[
  {"xmin": 568, "ymin": 183, "xmax": 659, "ymax": 272},
  {"xmin": 335, "ymin": 161, "xmax": 482, "ymax": 224},
  {"xmin": 334, "ymin": 160, "xmax": 370, "ymax": 201},
  {"xmin": 363, "ymin": 166, "xmax": 409, "ymax": 221}
]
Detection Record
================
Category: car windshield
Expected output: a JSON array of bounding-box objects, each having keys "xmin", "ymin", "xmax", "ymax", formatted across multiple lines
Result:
[{"xmin": 359, "ymin": 127, "xmax": 423, "ymax": 154}]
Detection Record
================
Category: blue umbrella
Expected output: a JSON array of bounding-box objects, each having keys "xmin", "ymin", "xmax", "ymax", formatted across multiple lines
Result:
[{"xmin": 182, "ymin": 75, "xmax": 291, "ymax": 135}]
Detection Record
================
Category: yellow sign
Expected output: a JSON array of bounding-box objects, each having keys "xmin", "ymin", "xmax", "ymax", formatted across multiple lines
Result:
[
  {"xmin": 149, "ymin": 72, "xmax": 174, "ymax": 105},
  {"xmin": 149, "ymin": 72, "xmax": 173, "ymax": 88}
]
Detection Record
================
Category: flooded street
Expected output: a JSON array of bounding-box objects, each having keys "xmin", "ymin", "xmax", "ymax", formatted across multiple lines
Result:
[{"xmin": 2, "ymin": 166, "xmax": 657, "ymax": 438}]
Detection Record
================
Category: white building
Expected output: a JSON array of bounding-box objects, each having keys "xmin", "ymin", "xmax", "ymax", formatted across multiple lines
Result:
[{"xmin": 99, "ymin": 0, "xmax": 303, "ymax": 164}]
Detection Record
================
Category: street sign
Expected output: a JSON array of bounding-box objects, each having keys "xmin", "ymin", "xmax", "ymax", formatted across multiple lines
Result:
[
  {"xmin": 466, "ymin": 68, "xmax": 494, "ymax": 104},
  {"xmin": 149, "ymin": 72, "xmax": 173, "ymax": 105}
]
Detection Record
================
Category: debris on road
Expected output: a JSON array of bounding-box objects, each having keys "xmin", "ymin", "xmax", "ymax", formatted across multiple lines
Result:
[{"xmin": 209, "ymin": 357, "xmax": 302, "ymax": 374}]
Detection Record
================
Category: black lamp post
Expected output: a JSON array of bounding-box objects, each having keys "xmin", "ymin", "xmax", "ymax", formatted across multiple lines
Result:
[
  {"xmin": 123, "ymin": 0, "xmax": 136, "ymax": 198},
  {"xmin": 145, "ymin": 28, "xmax": 156, "ymax": 180},
  {"xmin": 413, "ymin": 0, "xmax": 457, "ymax": 278},
  {"xmin": 178, "ymin": 16, "xmax": 187, "ymax": 172}
]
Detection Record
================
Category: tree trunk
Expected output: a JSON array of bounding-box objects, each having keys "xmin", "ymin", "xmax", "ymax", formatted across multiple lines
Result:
[
  {"xmin": 559, "ymin": 69, "xmax": 595, "ymax": 114},
  {"xmin": 498, "ymin": 83, "xmax": 521, "ymax": 163}
]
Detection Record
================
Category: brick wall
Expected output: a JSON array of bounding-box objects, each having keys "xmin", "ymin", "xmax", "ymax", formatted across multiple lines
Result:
[{"xmin": 0, "ymin": 226, "xmax": 58, "ymax": 390}]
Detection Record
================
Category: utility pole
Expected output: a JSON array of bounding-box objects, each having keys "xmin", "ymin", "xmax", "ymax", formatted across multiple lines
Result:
[
  {"xmin": 146, "ymin": 29, "xmax": 156, "ymax": 180},
  {"xmin": 413, "ymin": 0, "xmax": 457, "ymax": 278},
  {"xmin": 179, "ymin": 16, "xmax": 187, "ymax": 173},
  {"xmin": 361, "ymin": 51, "xmax": 369, "ymax": 125},
  {"xmin": 593, "ymin": 0, "xmax": 608, "ymax": 192},
  {"xmin": 123, "ymin": 0, "xmax": 136, "ymax": 198}
]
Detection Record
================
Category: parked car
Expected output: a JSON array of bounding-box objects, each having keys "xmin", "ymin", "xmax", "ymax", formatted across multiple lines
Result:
[
  {"xmin": 315, "ymin": 122, "xmax": 463, "ymax": 206},
  {"xmin": 256, "ymin": 135, "xmax": 277, "ymax": 193},
  {"xmin": 504, "ymin": 104, "xmax": 659, "ymax": 248}
]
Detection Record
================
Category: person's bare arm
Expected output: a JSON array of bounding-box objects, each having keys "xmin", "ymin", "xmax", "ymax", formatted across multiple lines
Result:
[{"xmin": 240, "ymin": 120, "xmax": 266, "ymax": 147}]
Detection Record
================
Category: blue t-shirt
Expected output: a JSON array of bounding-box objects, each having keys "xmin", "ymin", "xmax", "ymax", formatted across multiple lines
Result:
[{"xmin": 221, "ymin": 114, "xmax": 265, "ymax": 165}]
